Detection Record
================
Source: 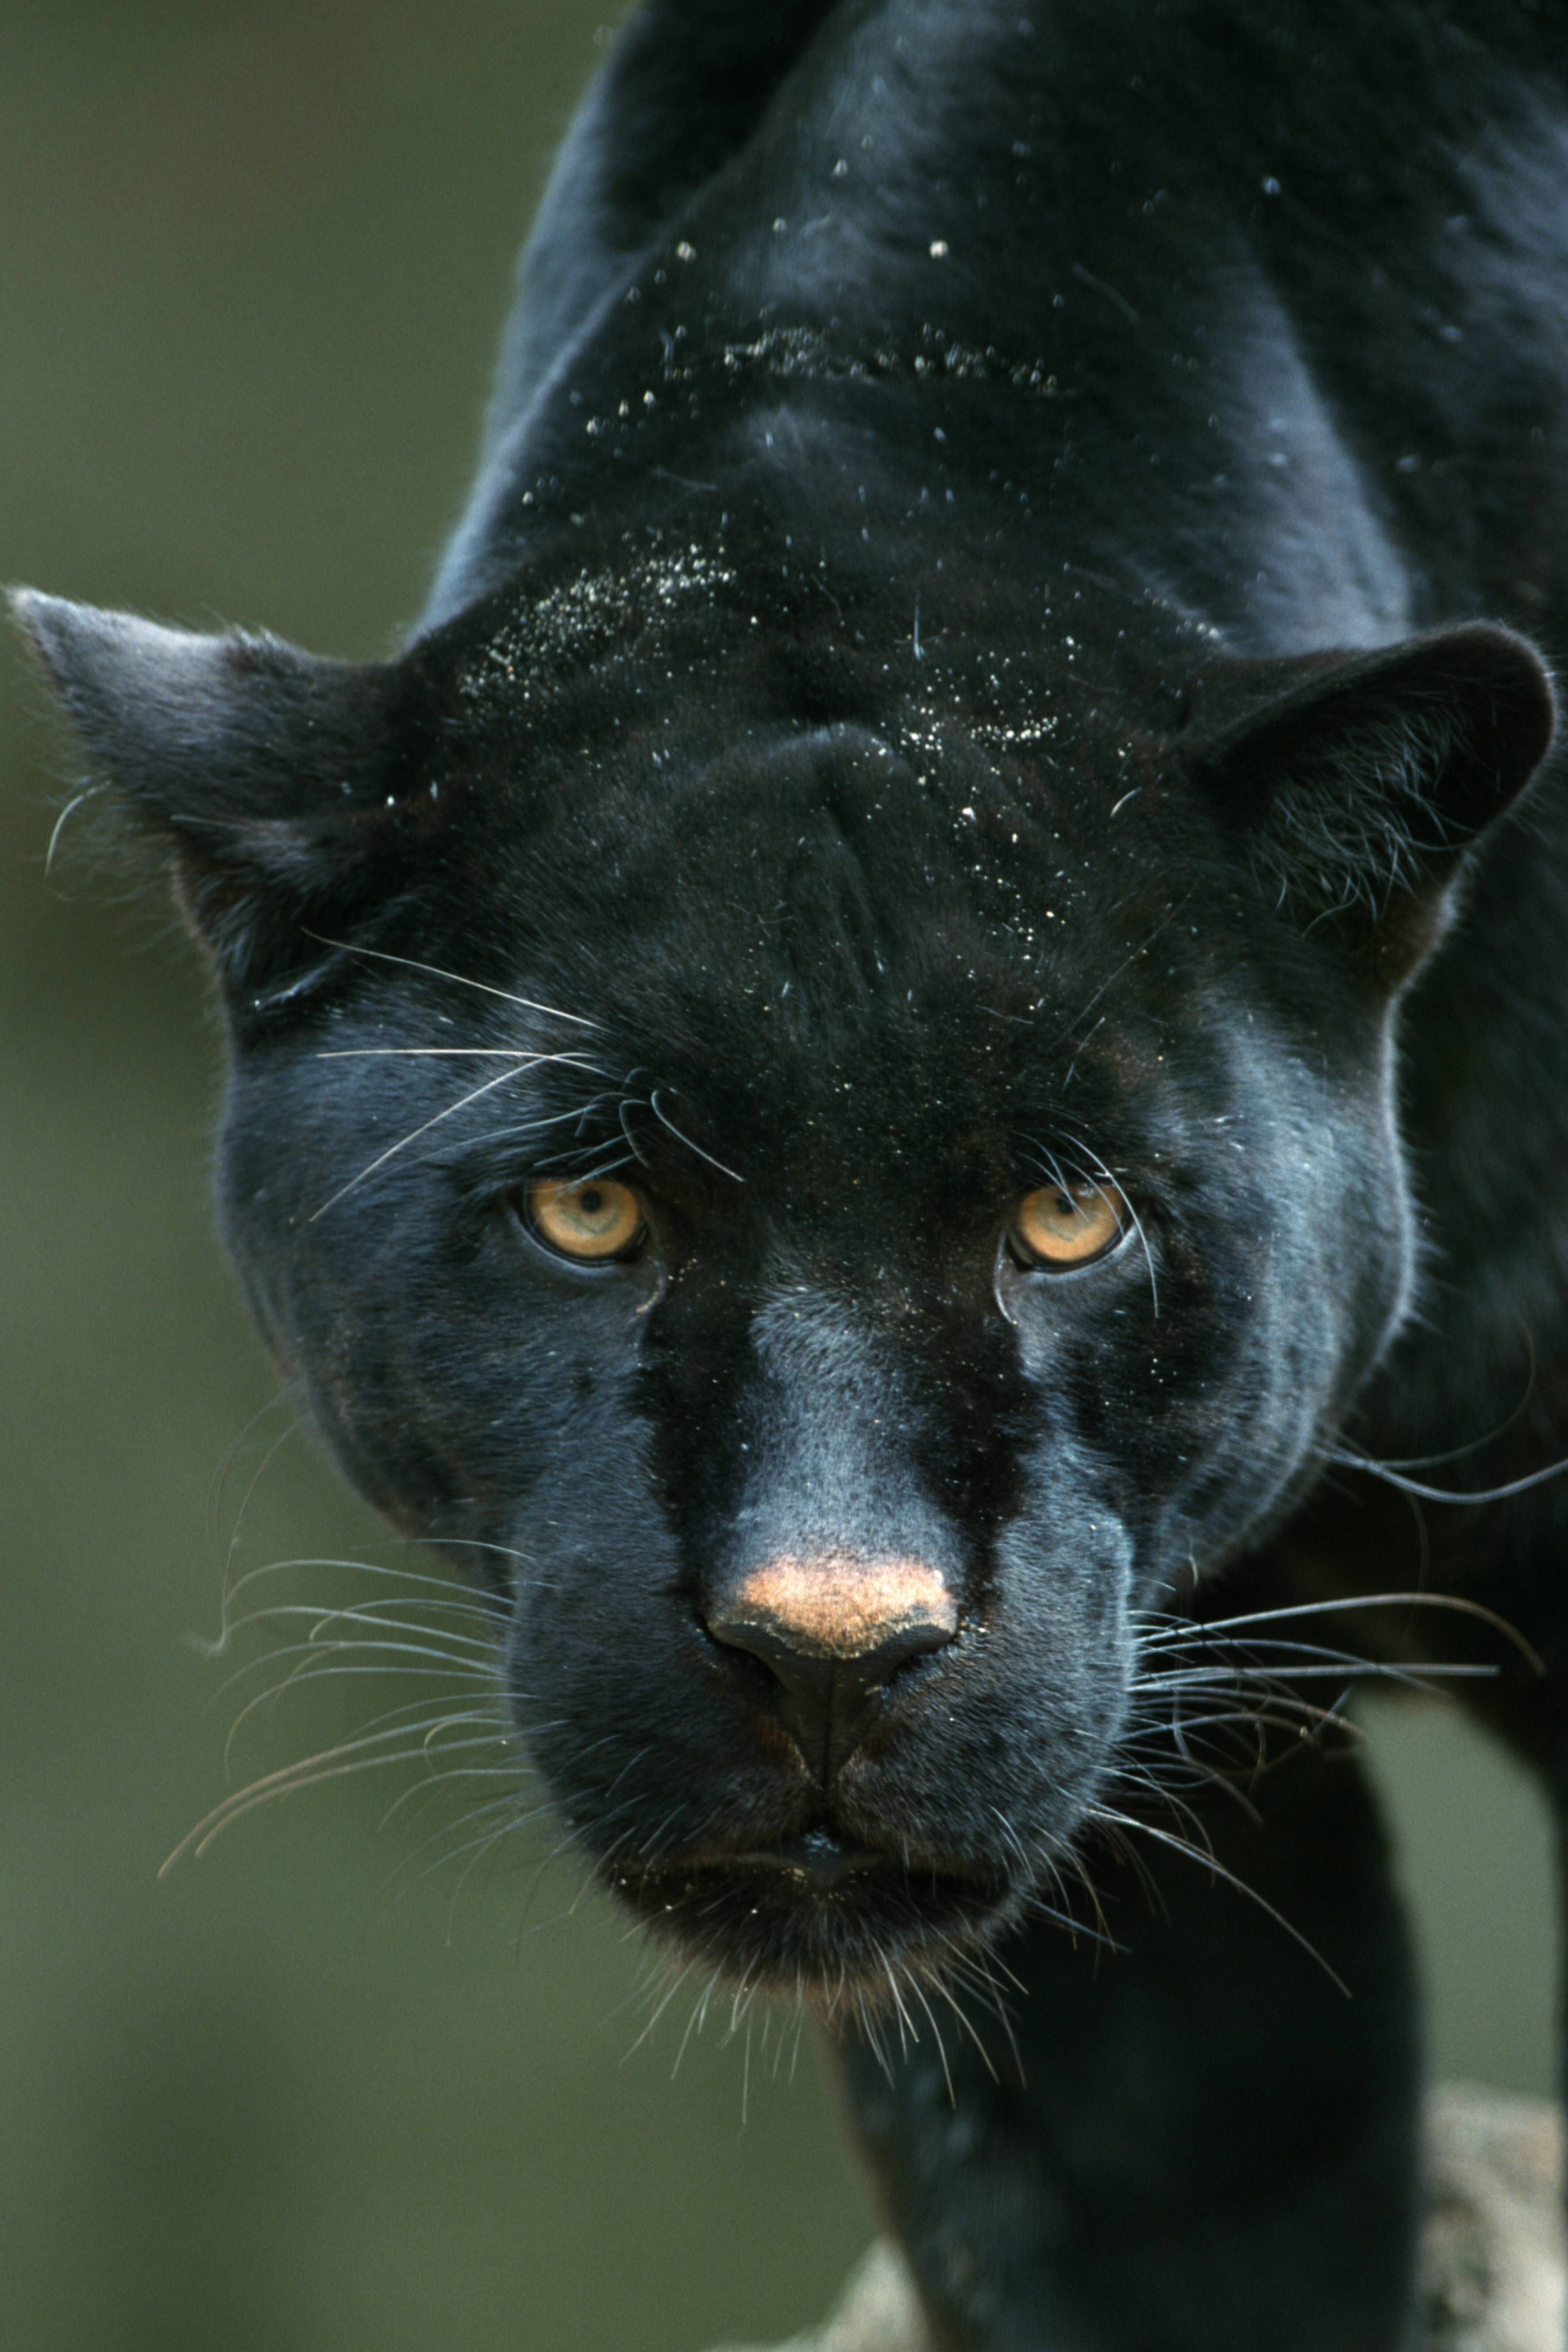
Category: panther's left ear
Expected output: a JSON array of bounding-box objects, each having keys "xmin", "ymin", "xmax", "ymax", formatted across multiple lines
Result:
[
  {"xmin": 13, "ymin": 590, "xmax": 424, "ymax": 1004},
  {"xmin": 1187, "ymin": 623, "xmax": 1555, "ymax": 981}
]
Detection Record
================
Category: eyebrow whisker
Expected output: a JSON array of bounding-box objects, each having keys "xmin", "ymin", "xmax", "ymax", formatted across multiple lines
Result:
[
  {"xmin": 301, "ymin": 932, "xmax": 603, "ymax": 1031},
  {"xmin": 308, "ymin": 1061, "xmax": 545, "ymax": 1220},
  {"xmin": 649, "ymin": 1089, "xmax": 745, "ymax": 1184}
]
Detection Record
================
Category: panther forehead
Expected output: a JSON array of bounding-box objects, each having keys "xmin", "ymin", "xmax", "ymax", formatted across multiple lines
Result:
[{"xmin": 453, "ymin": 541, "xmax": 740, "ymax": 708}]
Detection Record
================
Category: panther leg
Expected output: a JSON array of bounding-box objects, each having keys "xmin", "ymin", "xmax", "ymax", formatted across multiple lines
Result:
[{"xmin": 835, "ymin": 1740, "xmax": 1422, "ymax": 2352}]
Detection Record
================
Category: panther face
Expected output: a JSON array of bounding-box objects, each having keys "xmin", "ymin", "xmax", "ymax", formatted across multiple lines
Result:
[{"xmin": 14, "ymin": 561, "xmax": 1551, "ymax": 1998}]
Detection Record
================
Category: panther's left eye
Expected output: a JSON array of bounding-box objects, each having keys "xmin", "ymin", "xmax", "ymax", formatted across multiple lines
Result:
[
  {"xmin": 526, "ymin": 1176, "xmax": 645, "ymax": 1261},
  {"xmin": 1009, "ymin": 1179, "xmax": 1127, "ymax": 1269}
]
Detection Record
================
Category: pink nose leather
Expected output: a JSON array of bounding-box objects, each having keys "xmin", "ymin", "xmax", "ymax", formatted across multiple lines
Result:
[{"xmin": 719, "ymin": 1551, "xmax": 958, "ymax": 1659}]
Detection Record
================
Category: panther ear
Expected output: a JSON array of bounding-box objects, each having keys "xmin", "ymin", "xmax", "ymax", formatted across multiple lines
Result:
[
  {"xmin": 1188, "ymin": 623, "xmax": 1555, "ymax": 981},
  {"xmin": 12, "ymin": 590, "xmax": 424, "ymax": 1006}
]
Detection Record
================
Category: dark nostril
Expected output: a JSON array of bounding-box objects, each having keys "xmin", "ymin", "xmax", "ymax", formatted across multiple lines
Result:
[
  {"xmin": 712, "ymin": 1612, "xmax": 954, "ymax": 1712},
  {"xmin": 704, "ymin": 1552, "xmax": 959, "ymax": 1783}
]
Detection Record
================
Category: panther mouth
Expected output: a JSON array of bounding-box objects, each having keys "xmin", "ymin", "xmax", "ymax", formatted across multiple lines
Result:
[
  {"xmin": 729, "ymin": 1828, "xmax": 890, "ymax": 1886},
  {"xmin": 605, "ymin": 1825, "xmax": 1020, "ymax": 1997}
]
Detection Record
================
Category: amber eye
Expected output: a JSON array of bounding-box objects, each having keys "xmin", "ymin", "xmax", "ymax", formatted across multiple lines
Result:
[
  {"xmin": 526, "ymin": 1176, "xmax": 644, "ymax": 1261},
  {"xmin": 1010, "ymin": 1179, "xmax": 1127, "ymax": 1268}
]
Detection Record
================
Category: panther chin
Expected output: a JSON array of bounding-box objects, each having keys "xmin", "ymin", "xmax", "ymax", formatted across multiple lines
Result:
[{"xmin": 605, "ymin": 1827, "xmax": 1022, "ymax": 2001}]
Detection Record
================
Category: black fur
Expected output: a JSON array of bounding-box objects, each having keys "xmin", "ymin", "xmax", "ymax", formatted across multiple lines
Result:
[{"xmin": 18, "ymin": 3, "xmax": 1568, "ymax": 2344}]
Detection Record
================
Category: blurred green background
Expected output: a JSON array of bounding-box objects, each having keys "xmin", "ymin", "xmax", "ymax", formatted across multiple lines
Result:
[{"xmin": 0, "ymin": 5, "xmax": 1558, "ymax": 2346}]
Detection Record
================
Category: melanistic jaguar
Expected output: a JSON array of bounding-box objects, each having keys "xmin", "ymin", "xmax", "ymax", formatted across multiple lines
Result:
[{"xmin": 19, "ymin": 2, "xmax": 1568, "ymax": 2344}]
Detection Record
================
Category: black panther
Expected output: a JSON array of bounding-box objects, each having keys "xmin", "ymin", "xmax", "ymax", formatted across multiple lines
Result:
[{"xmin": 16, "ymin": 1, "xmax": 1568, "ymax": 2343}]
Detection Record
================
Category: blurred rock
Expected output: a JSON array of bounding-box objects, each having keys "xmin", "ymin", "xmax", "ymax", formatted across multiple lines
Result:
[
  {"xmin": 709, "ymin": 2241, "xmax": 929, "ymax": 2352},
  {"xmin": 710, "ymin": 2085, "xmax": 1565, "ymax": 2352},
  {"xmin": 1422, "ymin": 2086, "xmax": 1564, "ymax": 2350}
]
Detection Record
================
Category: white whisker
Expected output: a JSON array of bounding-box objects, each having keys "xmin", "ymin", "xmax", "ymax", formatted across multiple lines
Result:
[
  {"xmin": 301, "ymin": 933, "xmax": 603, "ymax": 1030},
  {"xmin": 308, "ymin": 1059, "xmax": 551, "ymax": 1220}
]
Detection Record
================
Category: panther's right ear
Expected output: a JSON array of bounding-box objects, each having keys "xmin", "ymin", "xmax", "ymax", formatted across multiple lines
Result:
[
  {"xmin": 13, "ymin": 591, "xmax": 425, "ymax": 1005},
  {"xmin": 1185, "ymin": 622, "xmax": 1554, "ymax": 985}
]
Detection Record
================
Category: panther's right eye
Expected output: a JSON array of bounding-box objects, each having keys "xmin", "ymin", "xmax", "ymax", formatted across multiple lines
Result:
[
  {"xmin": 1009, "ymin": 1179, "xmax": 1127, "ymax": 1269},
  {"xmin": 525, "ymin": 1177, "xmax": 645, "ymax": 1261}
]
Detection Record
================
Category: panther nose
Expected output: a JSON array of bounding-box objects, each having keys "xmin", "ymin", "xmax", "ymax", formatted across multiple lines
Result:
[{"xmin": 705, "ymin": 1552, "xmax": 959, "ymax": 1784}]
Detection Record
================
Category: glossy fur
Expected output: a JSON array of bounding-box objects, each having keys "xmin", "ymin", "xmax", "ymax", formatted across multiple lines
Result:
[{"xmin": 18, "ymin": 3, "xmax": 1568, "ymax": 2344}]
